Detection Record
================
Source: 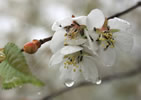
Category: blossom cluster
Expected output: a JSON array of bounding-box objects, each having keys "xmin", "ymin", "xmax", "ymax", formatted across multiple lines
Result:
[{"xmin": 49, "ymin": 9, "xmax": 133, "ymax": 84}]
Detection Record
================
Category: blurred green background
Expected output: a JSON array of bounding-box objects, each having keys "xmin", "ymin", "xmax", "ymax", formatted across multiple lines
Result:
[{"xmin": 0, "ymin": 0, "xmax": 141, "ymax": 100}]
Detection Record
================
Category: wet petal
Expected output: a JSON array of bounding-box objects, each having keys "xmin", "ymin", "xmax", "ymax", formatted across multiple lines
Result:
[
  {"xmin": 89, "ymin": 30, "xmax": 99, "ymax": 41},
  {"xmin": 52, "ymin": 17, "xmax": 72, "ymax": 31},
  {"xmin": 66, "ymin": 38, "xmax": 87, "ymax": 45},
  {"xmin": 85, "ymin": 30, "xmax": 98, "ymax": 55},
  {"xmin": 49, "ymin": 50, "xmax": 64, "ymax": 66},
  {"xmin": 73, "ymin": 16, "xmax": 87, "ymax": 25},
  {"xmin": 87, "ymin": 9, "xmax": 105, "ymax": 30},
  {"xmin": 81, "ymin": 56, "xmax": 98, "ymax": 83},
  {"xmin": 50, "ymin": 29, "xmax": 66, "ymax": 53},
  {"xmin": 115, "ymin": 32, "xmax": 133, "ymax": 52},
  {"xmin": 59, "ymin": 62, "xmax": 82, "ymax": 81},
  {"xmin": 108, "ymin": 18, "xmax": 131, "ymax": 31},
  {"xmin": 61, "ymin": 45, "xmax": 83, "ymax": 55},
  {"xmin": 99, "ymin": 48, "xmax": 116, "ymax": 67}
]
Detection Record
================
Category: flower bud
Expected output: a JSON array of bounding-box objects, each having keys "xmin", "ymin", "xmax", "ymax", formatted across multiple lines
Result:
[
  {"xmin": 23, "ymin": 40, "xmax": 41, "ymax": 54},
  {"xmin": 0, "ymin": 48, "xmax": 6, "ymax": 62}
]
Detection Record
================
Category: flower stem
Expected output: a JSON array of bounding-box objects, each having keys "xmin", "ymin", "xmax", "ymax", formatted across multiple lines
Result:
[
  {"xmin": 39, "ymin": 36, "xmax": 52, "ymax": 45},
  {"xmin": 108, "ymin": 1, "xmax": 141, "ymax": 19}
]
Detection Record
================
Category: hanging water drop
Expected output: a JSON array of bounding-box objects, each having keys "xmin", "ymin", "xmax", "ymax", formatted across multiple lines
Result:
[
  {"xmin": 64, "ymin": 80, "xmax": 75, "ymax": 87},
  {"xmin": 96, "ymin": 79, "xmax": 102, "ymax": 85}
]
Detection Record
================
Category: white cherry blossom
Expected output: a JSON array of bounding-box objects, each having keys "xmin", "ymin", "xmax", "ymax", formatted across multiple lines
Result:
[
  {"xmin": 49, "ymin": 45, "xmax": 99, "ymax": 83},
  {"xmin": 49, "ymin": 8, "xmax": 134, "ymax": 84},
  {"xmin": 92, "ymin": 17, "xmax": 133, "ymax": 67},
  {"xmin": 50, "ymin": 9, "xmax": 105, "ymax": 53}
]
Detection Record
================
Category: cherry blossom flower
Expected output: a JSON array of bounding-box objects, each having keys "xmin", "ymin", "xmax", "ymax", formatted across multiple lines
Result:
[
  {"xmin": 92, "ymin": 17, "xmax": 133, "ymax": 67},
  {"xmin": 49, "ymin": 8, "xmax": 134, "ymax": 84},
  {"xmin": 50, "ymin": 9, "xmax": 105, "ymax": 54},
  {"xmin": 49, "ymin": 45, "xmax": 99, "ymax": 83}
]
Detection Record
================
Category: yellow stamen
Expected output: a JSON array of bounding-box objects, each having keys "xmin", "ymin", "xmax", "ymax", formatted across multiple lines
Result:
[{"xmin": 95, "ymin": 18, "xmax": 119, "ymax": 50}]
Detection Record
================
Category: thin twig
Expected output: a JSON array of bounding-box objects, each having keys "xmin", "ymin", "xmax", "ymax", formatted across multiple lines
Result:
[
  {"xmin": 39, "ymin": 36, "xmax": 52, "ymax": 45},
  {"xmin": 43, "ymin": 66, "xmax": 141, "ymax": 100},
  {"xmin": 108, "ymin": 1, "xmax": 141, "ymax": 19}
]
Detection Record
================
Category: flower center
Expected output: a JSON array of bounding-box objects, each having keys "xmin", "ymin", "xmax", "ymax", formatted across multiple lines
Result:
[
  {"xmin": 63, "ymin": 50, "xmax": 83, "ymax": 72},
  {"xmin": 64, "ymin": 21, "xmax": 87, "ymax": 45},
  {"xmin": 94, "ymin": 18, "xmax": 119, "ymax": 50},
  {"xmin": 95, "ymin": 28, "xmax": 115, "ymax": 50}
]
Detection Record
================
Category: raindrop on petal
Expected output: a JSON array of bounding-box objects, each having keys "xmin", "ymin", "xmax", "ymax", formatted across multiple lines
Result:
[
  {"xmin": 96, "ymin": 79, "xmax": 102, "ymax": 85},
  {"xmin": 64, "ymin": 80, "xmax": 75, "ymax": 87}
]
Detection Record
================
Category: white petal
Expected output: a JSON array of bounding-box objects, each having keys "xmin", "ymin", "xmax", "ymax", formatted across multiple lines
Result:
[
  {"xmin": 49, "ymin": 50, "xmax": 64, "ymax": 66},
  {"xmin": 66, "ymin": 38, "xmax": 87, "ymax": 45},
  {"xmin": 115, "ymin": 32, "xmax": 133, "ymax": 52},
  {"xmin": 99, "ymin": 48, "xmax": 116, "ymax": 67},
  {"xmin": 82, "ymin": 46, "xmax": 96, "ymax": 56},
  {"xmin": 88, "ymin": 30, "xmax": 99, "ymax": 52},
  {"xmin": 52, "ymin": 21, "xmax": 62, "ymax": 31},
  {"xmin": 52, "ymin": 17, "xmax": 73, "ymax": 31},
  {"xmin": 73, "ymin": 16, "xmax": 87, "ymax": 25},
  {"xmin": 89, "ymin": 30, "xmax": 99, "ymax": 41},
  {"xmin": 87, "ymin": 9, "xmax": 105, "ymax": 30},
  {"xmin": 61, "ymin": 45, "xmax": 83, "ymax": 55},
  {"xmin": 59, "ymin": 62, "xmax": 82, "ymax": 81},
  {"xmin": 81, "ymin": 56, "xmax": 98, "ymax": 83},
  {"xmin": 50, "ymin": 29, "xmax": 66, "ymax": 53},
  {"xmin": 85, "ymin": 30, "xmax": 98, "ymax": 56},
  {"xmin": 108, "ymin": 18, "xmax": 131, "ymax": 31}
]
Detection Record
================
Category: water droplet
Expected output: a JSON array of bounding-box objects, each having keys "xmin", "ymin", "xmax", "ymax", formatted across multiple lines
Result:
[
  {"xmin": 64, "ymin": 80, "xmax": 75, "ymax": 87},
  {"xmin": 96, "ymin": 79, "xmax": 102, "ymax": 85}
]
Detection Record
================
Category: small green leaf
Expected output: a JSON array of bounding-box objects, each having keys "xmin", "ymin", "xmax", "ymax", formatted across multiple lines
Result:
[{"xmin": 0, "ymin": 43, "xmax": 44, "ymax": 89}]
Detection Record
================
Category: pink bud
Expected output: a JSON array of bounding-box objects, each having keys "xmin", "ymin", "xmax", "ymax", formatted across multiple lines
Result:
[{"xmin": 23, "ymin": 40, "xmax": 41, "ymax": 54}]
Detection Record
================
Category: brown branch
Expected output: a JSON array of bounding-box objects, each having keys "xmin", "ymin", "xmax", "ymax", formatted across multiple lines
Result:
[
  {"xmin": 108, "ymin": 1, "xmax": 141, "ymax": 19},
  {"xmin": 42, "ymin": 66, "xmax": 141, "ymax": 100},
  {"xmin": 39, "ymin": 36, "xmax": 52, "ymax": 45}
]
